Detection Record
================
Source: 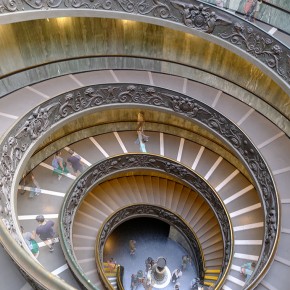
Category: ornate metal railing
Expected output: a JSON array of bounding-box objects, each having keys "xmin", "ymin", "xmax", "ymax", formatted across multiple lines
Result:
[
  {"xmin": 59, "ymin": 155, "xmax": 231, "ymax": 289},
  {"xmin": 0, "ymin": 83, "xmax": 279, "ymax": 289},
  {"xmin": 0, "ymin": 0, "xmax": 289, "ymax": 92}
]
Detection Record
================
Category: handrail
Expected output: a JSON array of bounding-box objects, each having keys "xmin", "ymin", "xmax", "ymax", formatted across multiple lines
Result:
[
  {"xmin": 116, "ymin": 265, "xmax": 124, "ymax": 290},
  {"xmin": 0, "ymin": 83, "xmax": 279, "ymax": 289},
  {"xmin": 0, "ymin": 222, "xmax": 75, "ymax": 290}
]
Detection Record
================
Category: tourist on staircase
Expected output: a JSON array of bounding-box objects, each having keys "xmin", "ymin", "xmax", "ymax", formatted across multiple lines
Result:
[
  {"xmin": 135, "ymin": 111, "xmax": 149, "ymax": 153},
  {"xmin": 52, "ymin": 151, "xmax": 69, "ymax": 180},
  {"xmin": 35, "ymin": 215, "xmax": 56, "ymax": 252},
  {"xmin": 181, "ymin": 254, "xmax": 191, "ymax": 271},
  {"xmin": 171, "ymin": 268, "xmax": 182, "ymax": 284},
  {"xmin": 21, "ymin": 226, "xmax": 39, "ymax": 258},
  {"xmin": 129, "ymin": 239, "xmax": 136, "ymax": 255},
  {"xmin": 20, "ymin": 172, "xmax": 41, "ymax": 198},
  {"xmin": 240, "ymin": 261, "xmax": 256, "ymax": 281},
  {"xmin": 67, "ymin": 149, "xmax": 83, "ymax": 176}
]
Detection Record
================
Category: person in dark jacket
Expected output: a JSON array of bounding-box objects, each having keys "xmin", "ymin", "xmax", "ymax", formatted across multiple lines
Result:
[
  {"xmin": 67, "ymin": 149, "xmax": 83, "ymax": 176},
  {"xmin": 35, "ymin": 215, "xmax": 56, "ymax": 252}
]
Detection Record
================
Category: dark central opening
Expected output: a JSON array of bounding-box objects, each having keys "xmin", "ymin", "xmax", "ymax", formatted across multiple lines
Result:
[
  {"xmin": 104, "ymin": 217, "xmax": 197, "ymax": 290},
  {"xmin": 107, "ymin": 217, "xmax": 170, "ymax": 243}
]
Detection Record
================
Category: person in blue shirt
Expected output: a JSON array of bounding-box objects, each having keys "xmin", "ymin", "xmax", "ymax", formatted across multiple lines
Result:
[{"xmin": 240, "ymin": 261, "xmax": 256, "ymax": 280}]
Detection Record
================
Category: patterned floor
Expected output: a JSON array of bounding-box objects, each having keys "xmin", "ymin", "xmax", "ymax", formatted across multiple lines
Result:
[{"xmin": 104, "ymin": 218, "xmax": 198, "ymax": 290}]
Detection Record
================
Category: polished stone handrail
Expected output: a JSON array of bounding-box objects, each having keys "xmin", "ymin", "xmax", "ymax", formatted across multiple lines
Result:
[
  {"xmin": 0, "ymin": 0, "xmax": 289, "ymax": 92},
  {"xmin": 0, "ymin": 83, "xmax": 279, "ymax": 289},
  {"xmin": 116, "ymin": 265, "xmax": 124, "ymax": 290},
  {"xmin": 59, "ymin": 155, "xmax": 231, "ymax": 289}
]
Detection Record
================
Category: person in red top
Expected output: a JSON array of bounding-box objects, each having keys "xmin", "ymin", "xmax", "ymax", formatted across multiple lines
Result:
[{"xmin": 244, "ymin": 0, "xmax": 258, "ymax": 22}]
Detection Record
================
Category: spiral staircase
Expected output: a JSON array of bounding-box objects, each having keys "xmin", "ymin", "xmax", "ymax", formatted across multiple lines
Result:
[{"xmin": 0, "ymin": 1, "xmax": 289, "ymax": 290}]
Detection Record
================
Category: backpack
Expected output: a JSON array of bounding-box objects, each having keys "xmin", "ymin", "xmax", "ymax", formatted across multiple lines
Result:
[{"xmin": 52, "ymin": 158, "xmax": 59, "ymax": 169}]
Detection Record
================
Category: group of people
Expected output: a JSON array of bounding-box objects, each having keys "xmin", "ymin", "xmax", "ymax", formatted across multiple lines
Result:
[
  {"xmin": 52, "ymin": 149, "xmax": 83, "ymax": 180},
  {"xmin": 131, "ymin": 269, "xmax": 145, "ymax": 290},
  {"xmin": 171, "ymin": 255, "xmax": 193, "ymax": 289},
  {"xmin": 22, "ymin": 112, "xmax": 144, "ymax": 191},
  {"xmin": 130, "ymin": 254, "xmax": 195, "ymax": 290},
  {"xmin": 19, "ymin": 148, "xmax": 83, "ymax": 199},
  {"xmin": 21, "ymin": 215, "xmax": 56, "ymax": 257},
  {"xmin": 50, "ymin": 112, "xmax": 147, "ymax": 181}
]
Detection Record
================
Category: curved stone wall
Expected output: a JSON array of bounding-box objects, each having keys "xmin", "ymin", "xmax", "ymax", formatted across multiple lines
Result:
[
  {"xmin": 0, "ymin": 0, "xmax": 289, "ymax": 84},
  {"xmin": 0, "ymin": 11, "xmax": 289, "ymax": 120}
]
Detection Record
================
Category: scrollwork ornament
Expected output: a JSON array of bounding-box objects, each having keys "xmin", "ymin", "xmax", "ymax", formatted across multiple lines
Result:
[
  {"xmin": 142, "ymin": 87, "xmax": 163, "ymax": 105},
  {"xmin": 0, "ymin": 0, "xmax": 20, "ymax": 12},
  {"xmin": 170, "ymin": 1, "xmax": 231, "ymax": 33},
  {"xmin": 1, "ymin": 217, "xmax": 22, "ymax": 245},
  {"xmin": 116, "ymin": 0, "xmax": 134, "ymax": 12},
  {"xmin": 64, "ymin": 0, "xmax": 112, "ymax": 9},
  {"xmin": 168, "ymin": 94, "xmax": 211, "ymax": 119},
  {"xmin": 163, "ymin": 161, "xmax": 187, "ymax": 178},
  {"xmin": 15, "ymin": 104, "xmax": 59, "ymax": 140},
  {"xmin": 219, "ymin": 22, "xmax": 289, "ymax": 83},
  {"xmin": 137, "ymin": 0, "xmax": 177, "ymax": 20},
  {"xmin": 265, "ymin": 207, "xmax": 276, "ymax": 244},
  {"xmin": 22, "ymin": 0, "xmax": 48, "ymax": 9},
  {"xmin": 84, "ymin": 87, "xmax": 105, "ymax": 107}
]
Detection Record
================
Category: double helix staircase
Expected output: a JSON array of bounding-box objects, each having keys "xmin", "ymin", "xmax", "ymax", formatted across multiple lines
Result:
[
  {"xmin": 73, "ymin": 174, "xmax": 223, "ymax": 284},
  {"xmin": 0, "ymin": 32, "xmax": 289, "ymax": 290},
  {"xmin": 16, "ymin": 128, "xmax": 266, "ymax": 290},
  {"xmin": 0, "ymin": 57, "xmax": 286, "ymax": 289}
]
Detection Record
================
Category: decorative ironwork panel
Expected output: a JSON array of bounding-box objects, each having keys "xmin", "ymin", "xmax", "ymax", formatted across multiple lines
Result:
[{"xmin": 0, "ymin": 83, "xmax": 279, "ymax": 288}]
